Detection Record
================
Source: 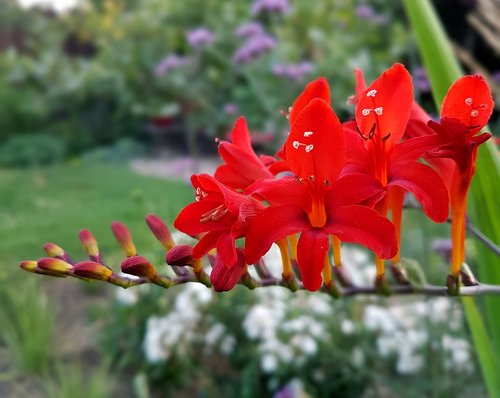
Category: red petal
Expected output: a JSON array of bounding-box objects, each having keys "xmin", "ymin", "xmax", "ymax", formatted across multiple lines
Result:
[
  {"xmin": 245, "ymin": 205, "xmax": 309, "ymax": 264},
  {"xmin": 174, "ymin": 200, "xmax": 234, "ymax": 235},
  {"xmin": 388, "ymin": 162, "xmax": 449, "ymax": 222},
  {"xmin": 390, "ymin": 135, "xmax": 442, "ymax": 165},
  {"xmin": 210, "ymin": 249, "xmax": 246, "ymax": 292},
  {"xmin": 326, "ymin": 173, "xmax": 385, "ymax": 208},
  {"xmin": 324, "ymin": 205, "xmax": 397, "ymax": 259},
  {"xmin": 289, "ymin": 77, "xmax": 330, "ymax": 127},
  {"xmin": 354, "ymin": 69, "xmax": 367, "ymax": 102},
  {"xmin": 245, "ymin": 177, "xmax": 308, "ymax": 207},
  {"xmin": 286, "ymin": 98, "xmax": 346, "ymax": 183},
  {"xmin": 355, "ymin": 63, "xmax": 413, "ymax": 143},
  {"xmin": 214, "ymin": 164, "xmax": 254, "ymax": 189},
  {"xmin": 441, "ymin": 75, "xmax": 493, "ymax": 133},
  {"xmin": 193, "ymin": 231, "xmax": 224, "ymax": 259},
  {"xmin": 216, "ymin": 232, "xmax": 238, "ymax": 266},
  {"xmin": 404, "ymin": 102, "xmax": 435, "ymax": 139},
  {"xmin": 231, "ymin": 116, "xmax": 253, "ymax": 152},
  {"xmin": 217, "ymin": 143, "xmax": 273, "ymax": 183},
  {"xmin": 297, "ymin": 230, "xmax": 329, "ymax": 292}
]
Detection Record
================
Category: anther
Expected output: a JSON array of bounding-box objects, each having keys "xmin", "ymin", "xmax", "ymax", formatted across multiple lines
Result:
[
  {"xmin": 303, "ymin": 131, "xmax": 314, "ymax": 137},
  {"xmin": 367, "ymin": 89, "xmax": 377, "ymax": 97},
  {"xmin": 465, "ymin": 97, "xmax": 472, "ymax": 106},
  {"xmin": 381, "ymin": 133, "xmax": 391, "ymax": 142},
  {"xmin": 471, "ymin": 110, "xmax": 479, "ymax": 117},
  {"xmin": 305, "ymin": 144, "xmax": 314, "ymax": 153},
  {"xmin": 292, "ymin": 140, "xmax": 300, "ymax": 149},
  {"xmin": 374, "ymin": 107, "xmax": 383, "ymax": 115},
  {"xmin": 362, "ymin": 108, "xmax": 370, "ymax": 116}
]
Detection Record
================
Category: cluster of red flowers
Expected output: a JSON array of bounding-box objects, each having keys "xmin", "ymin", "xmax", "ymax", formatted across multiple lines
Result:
[{"xmin": 174, "ymin": 63, "xmax": 494, "ymax": 292}]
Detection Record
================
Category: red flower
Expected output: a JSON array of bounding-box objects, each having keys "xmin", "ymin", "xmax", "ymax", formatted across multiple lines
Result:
[
  {"xmin": 214, "ymin": 117, "xmax": 287, "ymax": 191},
  {"xmin": 174, "ymin": 174, "xmax": 264, "ymax": 267},
  {"xmin": 245, "ymin": 98, "xmax": 397, "ymax": 291},
  {"xmin": 425, "ymin": 75, "xmax": 494, "ymax": 276},
  {"xmin": 348, "ymin": 64, "xmax": 449, "ymax": 269},
  {"xmin": 276, "ymin": 77, "xmax": 330, "ymax": 161}
]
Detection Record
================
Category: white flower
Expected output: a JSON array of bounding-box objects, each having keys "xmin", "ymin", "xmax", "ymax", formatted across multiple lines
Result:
[
  {"xmin": 341, "ymin": 319, "xmax": 355, "ymax": 335},
  {"xmin": 261, "ymin": 354, "xmax": 278, "ymax": 373}
]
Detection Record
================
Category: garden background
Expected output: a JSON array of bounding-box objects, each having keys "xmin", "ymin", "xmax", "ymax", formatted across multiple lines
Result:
[{"xmin": 0, "ymin": 0, "xmax": 499, "ymax": 397}]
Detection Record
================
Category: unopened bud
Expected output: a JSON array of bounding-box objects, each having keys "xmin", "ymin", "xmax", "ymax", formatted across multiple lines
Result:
[
  {"xmin": 73, "ymin": 261, "xmax": 113, "ymax": 281},
  {"xmin": 44, "ymin": 242, "xmax": 64, "ymax": 257},
  {"xmin": 20, "ymin": 260, "xmax": 38, "ymax": 273},
  {"xmin": 79, "ymin": 230, "xmax": 100, "ymax": 258},
  {"xmin": 210, "ymin": 250, "xmax": 245, "ymax": 292},
  {"xmin": 37, "ymin": 257, "xmax": 73, "ymax": 274},
  {"xmin": 121, "ymin": 256, "xmax": 157, "ymax": 280},
  {"xmin": 44, "ymin": 242, "xmax": 73, "ymax": 263},
  {"xmin": 111, "ymin": 221, "xmax": 137, "ymax": 257},
  {"xmin": 460, "ymin": 263, "xmax": 479, "ymax": 286},
  {"xmin": 446, "ymin": 274, "xmax": 461, "ymax": 296},
  {"xmin": 166, "ymin": 245, "xmax": 194, "ymax": 266},
  {"xmin": 390, "ymin": 262, "xmax": 410, "ymax": 285},
  {"xmin": 145, "ymin": 214, "xmax": 174, "ymax": 250}
]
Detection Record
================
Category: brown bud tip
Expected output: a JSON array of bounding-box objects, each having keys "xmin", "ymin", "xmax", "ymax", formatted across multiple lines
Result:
[
  {"xmin": 73, "ymin": 261, "xmax": 113, "ymax": 281},
  {"xmin": 121, "ymin": 255, "xmax": 157, "ymax": 279},
  {"xmin": 43, "ymin": 243, "xmax": 65, "ymax": 257},
  {"xmin": 37, "ymin": 257, "xmax": 73, "ymax": 274},
  {"xmin": 210, "ymin": 250, "xmax": 245, "ymax": 292},
  {"xmin": 166, "ymin": 245, "xmax": 193, "ymax": 266},
  {"xmin": 20, "ymin": 260, "xmax": 38, "ymax": 273},
  {"xmin": 111, "ymin": 221, "xmax": 137, "ymax": 256},
  {"xmin": 79, "ymin": 230, "xmax": 100, "ymax": 257},
  {"xmin": 145, "ymin": 214, "xmax": 174, "ymax": 250}
]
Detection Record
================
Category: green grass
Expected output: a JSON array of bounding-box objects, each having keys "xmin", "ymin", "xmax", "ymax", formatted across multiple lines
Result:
[{"xmin": 0, "ymin": 162, "xmax": 193, "ymax": 267}]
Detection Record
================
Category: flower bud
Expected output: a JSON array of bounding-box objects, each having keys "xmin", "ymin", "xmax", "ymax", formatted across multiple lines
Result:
[
  {"xmin": 166, "ymin": 245, "xmax": 194, "ymax": 266},
  {"xmin": 37, "ymin": 257, "xmax": 73, "ymax": 274},
  {"xmin": 121, "ymin": 255, "xmax": 157, "ymax": 280},
  {"xmin": 145, "ymin": 214, "xmax": 174, "ymax": 250},
  {"xmin": 79, "ymin": 230, "xmax": 100, "ymax": 257},
  {"xmin": 210, "ymin": 249, "xmax": 245, "ymax": 292},
  {"xmin": 111, "ymin": 221, "xmax": 137, "ymax": 257},
  {"xmin": 19, "ymin": 260, "xmax": 38, "ymax": 273},
  {"xmin": 73, "ymin": 261, "xmax": 113, "ymax": 281},
  {"xmin": 43, "ymin": 242, "xmax": 64, "ymax": 258}
]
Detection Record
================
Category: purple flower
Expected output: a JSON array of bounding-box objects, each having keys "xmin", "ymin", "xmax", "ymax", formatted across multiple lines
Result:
[
  {"xmin": 232, "ymin": 33, "xmax": 276, "ymax": 64},
  {"xmin": 413, "ymin": 66, "xmax": 431, "ymax": 93},
  {"xmin": 223, "ymin": 103, "xmax": 239, "ymax": 115},
  {"xmin": 154, "ymin": 54, "xmax": 189, "ymax": 76},
  {"xmin": 432, "ymin": 238, "xmax": 453, "ymax": 262},
  {"xmin": 355, "ymin": 4, "xmax": 387, "ymax": 25},
  {"xmin": 272, "ymin": 61, "xmax": 314, "ymax": 81},
  {"xmin": 491, "ymin": 70, "xmax": 500, "ymax": 84},
  {"xmin": 251, "ymin": 0, "xmax": 289, "ymax": 15},
  {"xmin": 235, "ymin": 22, "xmax": 265, "ymax": 38},
  {"xmin": 186, "ymin": 27, "xmax": 215, "ymax": 49},
  {"xmin": 273, "ymin": 384, "xmax": 295, "ymax": 398},
  {"xmin": 355, "ymin": 4, "xmax": 376, "ymax": 19}
]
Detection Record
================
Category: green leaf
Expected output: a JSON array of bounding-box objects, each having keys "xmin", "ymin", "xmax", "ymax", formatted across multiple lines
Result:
[{"xmin": 403, "ymin": 0, "xmax": 500, "ymax": 395}]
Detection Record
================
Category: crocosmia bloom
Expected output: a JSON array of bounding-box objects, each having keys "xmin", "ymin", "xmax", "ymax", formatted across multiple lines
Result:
[
  {"xmin": 426, "ymin": 75, "xmax": 494, "ymax": 276},
  {"xmin": 174, "ymin": 174, "xmax": 264, "ymax": 267},
  {"xmin": 348, "ymin": 64, "xmax": 449, "ymax": 274},
  {"xmin": 245, "ymin": 98, "xmax": 397, "ymax": 291},
  {"xmin": 214, "ymin": 117, "xmax": 286, "ymax": 191}
]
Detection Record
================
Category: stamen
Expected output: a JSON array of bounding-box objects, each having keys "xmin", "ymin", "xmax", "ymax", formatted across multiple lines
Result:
[
  {"xmin": 305, "ymin": 144, "xmax": 314, "ymax": 153},
  {"xmin": 374, "ymin": 107, "xmax": 383, "ymax": 115},
  {"xmin": 303, "ymin": 131, "xmax": 314, "ymax": 137},
  {"xmin": 465, "ymin": 97, "xmax": 472, "ymax": 106},
  {"xmin": 471, "ymin": 109, "xmax": 479, "ymax": 117},
  {"xmin": 200, "ymin": 205, "xmax": 229, "ymax": 223},
  {"xmin": 366, "ymin": 89, "xmax": 377, "ymax": 97},
  {"xmin": 362, "ymin": 108, "xmax": 370, "ymax": 116},
  {"xmin": 292, "ymin": 140, "xmax": 300, "ymax": 149},
  {"xmin": 381, "ymin": 133, "xmax": 391, "ymax": 142}
]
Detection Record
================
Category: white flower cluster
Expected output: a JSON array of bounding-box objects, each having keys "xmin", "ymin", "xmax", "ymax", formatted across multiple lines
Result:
[
  {"xmin": 363, "ymin": 298, "xmax": 471, "ymax": 375},
  {"xmin": 143, "ymin": 283, "xmax": 213, "ymax": 362}
]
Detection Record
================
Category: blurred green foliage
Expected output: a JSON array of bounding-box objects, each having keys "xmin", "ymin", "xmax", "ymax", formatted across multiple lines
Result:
[{"xmin": 0, "ymin": 0, "xmax": 410, "ymax": 155}]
